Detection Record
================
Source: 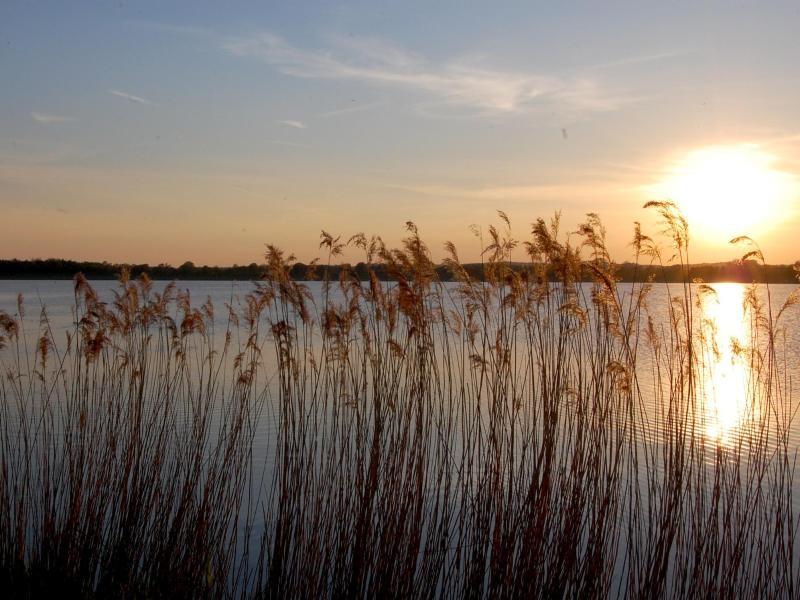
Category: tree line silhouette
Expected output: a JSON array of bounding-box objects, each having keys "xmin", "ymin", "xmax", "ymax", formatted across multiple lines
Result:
[{"xmin": 1, "ymin": 257, "xmax": 798, "ymax": 283}]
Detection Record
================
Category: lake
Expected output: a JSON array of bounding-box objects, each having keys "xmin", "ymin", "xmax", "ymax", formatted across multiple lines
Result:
[
  {"xmin": 2, "ymin": 276, "xmax": 799, "ymax": 597},
  {"xmin": 4, "ymin": 278, "xmax": 797, "ymax": 445}
]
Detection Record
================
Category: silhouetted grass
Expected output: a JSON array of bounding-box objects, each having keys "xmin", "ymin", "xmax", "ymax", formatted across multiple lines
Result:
[{"xmin": 1, "ymin": 204, "xmax": 798, "ymax": 598}]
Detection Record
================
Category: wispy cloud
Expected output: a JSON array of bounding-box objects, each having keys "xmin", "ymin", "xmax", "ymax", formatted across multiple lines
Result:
[
  {"xmin": 108, "ymin": 89, "xmax": 155, "ymax": 105},
  {"xmin": 388, "ymin": 181, "xmax": 623, "ymax": 202},
  {"xmin": 586, "ymin": 50, "xmax": 689, "ymax": 71},
  {"xmin": 221, "ymin": 33, "xmax": 631, "ymax": 116},
  {"xmin": 759, "ymin": 131, "xmax": 800, "ymax": 147},
  {"xmin": 278, "ymin": 119, "xmax": 307, "ymax": 129},
  {"xmin": 30, "ymin": 112, "xmax": 75, "ymax": 124},
  {"xmin": 318, "ymin": 100, "xmax": 386, "ymax": 118}
]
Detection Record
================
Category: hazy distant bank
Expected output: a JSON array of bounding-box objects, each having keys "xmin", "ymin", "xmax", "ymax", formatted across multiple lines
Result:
[{"xmin": 1, "ymin": 257, "xmax": 798, "ymax": 283}]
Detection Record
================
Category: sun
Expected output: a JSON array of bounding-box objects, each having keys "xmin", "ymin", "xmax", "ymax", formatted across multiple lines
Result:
[{"xmin": 650, "ymin": 145, "xmax": 796, "ymax": 244}]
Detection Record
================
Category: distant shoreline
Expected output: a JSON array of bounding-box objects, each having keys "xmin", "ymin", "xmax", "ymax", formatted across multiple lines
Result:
[{"xmin": 1, "ymin": 258, "xmax": 798, "ymax": 284}]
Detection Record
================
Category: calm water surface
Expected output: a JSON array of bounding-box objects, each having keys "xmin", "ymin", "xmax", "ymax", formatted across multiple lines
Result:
[
  {"xmin": 2, "ymin": 278, "xmax": 800, "ymax": 476},
  {"xmin": 3, "ymin": 277, "xmax": 800, "ymax": 591},
  {"xmin": 2, "ymin": 278, "xmax": 799, "ymax": 433}
]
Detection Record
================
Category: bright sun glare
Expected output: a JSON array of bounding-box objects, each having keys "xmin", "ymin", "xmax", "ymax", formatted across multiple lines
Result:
[
  {"xmin": 652, "ymin": 145, "xmax": 796, "ymax": 244},
  {"xmin": 700, "ymin": 284, "xmax": 752, "ymax": 444}
]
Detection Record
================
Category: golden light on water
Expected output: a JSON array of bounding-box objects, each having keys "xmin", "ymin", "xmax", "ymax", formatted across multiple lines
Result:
[
  {"xmin": 698, "ymin": 283, "xmax": 755, "ymax": 444},
  {"xmin": 651, "ymin": 145, "xmax": 797, "ymax": 244}
]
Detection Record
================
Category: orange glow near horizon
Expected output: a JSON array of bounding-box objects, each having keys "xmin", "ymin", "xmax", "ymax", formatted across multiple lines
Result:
[{"xmin": 651, "ymin": 145, "xmax": 798, "ymax": 247}]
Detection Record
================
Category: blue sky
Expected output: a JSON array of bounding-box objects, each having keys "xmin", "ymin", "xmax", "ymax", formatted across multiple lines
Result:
[{"xmin": 2, "ymin": 1, "xmax": 799, "ymax": 264}]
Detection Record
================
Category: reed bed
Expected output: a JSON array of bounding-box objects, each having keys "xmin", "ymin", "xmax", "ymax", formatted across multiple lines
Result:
[{"xmin": 1, "ymin": 203, "xmax": 798, "ymax": 598}]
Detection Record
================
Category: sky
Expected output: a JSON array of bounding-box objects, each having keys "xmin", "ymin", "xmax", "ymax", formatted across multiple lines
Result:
[{"xmin": 1, "ymin": 1, "xmax": 799, "ymax": 266}]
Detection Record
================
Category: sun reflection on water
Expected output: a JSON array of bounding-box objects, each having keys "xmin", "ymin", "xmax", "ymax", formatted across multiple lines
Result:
[{"xmin": 698, "ymin": 283, "xmax": 755, "ymax": 444}]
